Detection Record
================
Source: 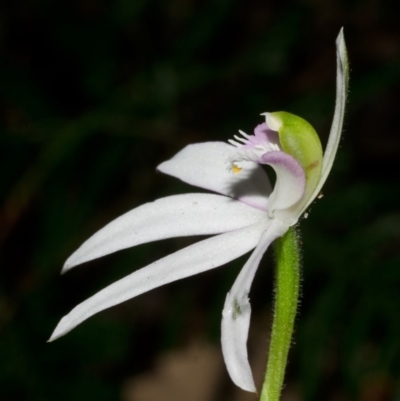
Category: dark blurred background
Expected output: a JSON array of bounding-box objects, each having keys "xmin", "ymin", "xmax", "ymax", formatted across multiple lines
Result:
[{"xmin": 1, "ymin": 0, "xmax": 399, "ymax": 400}]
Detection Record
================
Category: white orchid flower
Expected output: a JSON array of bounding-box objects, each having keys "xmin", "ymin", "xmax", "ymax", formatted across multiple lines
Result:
[{"xmin": 50, "ymin": 31, "xmax": 348, "ymax": 393}]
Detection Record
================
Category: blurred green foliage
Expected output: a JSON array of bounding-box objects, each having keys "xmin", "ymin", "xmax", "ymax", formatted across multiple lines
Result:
[{"xmin": 1, "ymin": 0, "xmax": 400, "ymax": 400}]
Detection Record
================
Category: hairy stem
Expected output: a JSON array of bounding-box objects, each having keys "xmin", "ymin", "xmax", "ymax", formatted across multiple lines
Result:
[{"xmin": 260, "ymin": 226, "xmax": 301, "ymax": 401}]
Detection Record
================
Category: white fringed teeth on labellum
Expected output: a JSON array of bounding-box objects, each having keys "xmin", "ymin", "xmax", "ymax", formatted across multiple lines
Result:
[{"xmin": 50, "ymin": 29, "xmax": 348, "ymax": 394}]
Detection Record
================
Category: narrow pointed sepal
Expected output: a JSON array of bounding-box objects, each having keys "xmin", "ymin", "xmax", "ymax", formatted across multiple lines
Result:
[
  {"xmin": 221, "ymin": 219, "xmax": 289, "ymax": 392},
  {"xmin": 49, "ymin": 222, "xmax": 268, "ymax": 342},
  {"xmin": 221, "ymin": 291, "xmax": 256, "ymax": 392},
  {"xmin": 302, "ymin": 28, "xmax": 349, "ymax": 213},
  {"xmin": 62, "ymin": 194, "xmax": 266, "ymax": 273}
]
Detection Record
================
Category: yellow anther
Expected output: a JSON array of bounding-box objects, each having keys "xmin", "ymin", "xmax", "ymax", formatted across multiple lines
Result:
[{"xmin": 232, "ymin": 164, "xmax": 242, "ymax": 174}]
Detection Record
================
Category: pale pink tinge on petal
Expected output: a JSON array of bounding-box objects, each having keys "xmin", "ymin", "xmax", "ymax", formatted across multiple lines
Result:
[
  {"xmin": 250, "ymin": 123, "xmax": 281, "ymax": 150},
  {"xmin": 259, "ymin": 151, "xmax": 306, "ymax": 217},
  {"xmin": 228, "ymin": 123, "xmax": 281, "ymax": 158}
]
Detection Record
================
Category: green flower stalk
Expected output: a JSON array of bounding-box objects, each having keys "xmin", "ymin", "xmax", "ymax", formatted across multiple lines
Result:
[{"xmin": 261, "ymin": 227, "xmax": 300, "ymax": 401}]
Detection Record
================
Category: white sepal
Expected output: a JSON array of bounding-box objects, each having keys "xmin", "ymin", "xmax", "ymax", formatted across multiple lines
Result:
[
  {"xmin": 63, "ymin": 193, "xmax": 267, "ymax": 272},
  {"xmin": 49, "ymin": 221, "xmax": 268, "ymax": 342},
  {"xmin": 221, "ymin": 219, "xmax": 289, "ymax": 392},
  {"xmin": 303, "ymin": 28, "xmax": 349, "ymax": 214}
]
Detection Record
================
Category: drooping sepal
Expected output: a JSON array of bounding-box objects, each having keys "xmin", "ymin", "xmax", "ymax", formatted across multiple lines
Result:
[{"xmin": 221, "ymin": 219, "xmax": 289, "ymax": 392}]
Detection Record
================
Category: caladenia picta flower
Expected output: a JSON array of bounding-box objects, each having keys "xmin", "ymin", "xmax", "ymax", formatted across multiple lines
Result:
[{"xmin": 50, "ymin": 30, "xmax": 348, "ymax": 399}]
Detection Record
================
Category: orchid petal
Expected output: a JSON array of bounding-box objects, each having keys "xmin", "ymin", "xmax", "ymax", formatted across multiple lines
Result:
[
  {"xmin": 49, "ymin": 221, "xmax": 268, "ymax": 342},
  {"xmin": 63, "ymin": 194, "xmax": 267, "ymax": 272},
  {"xmin": 260, "ymin": 151, "xmax": 306, "ymax": 218},
  {"xmin": 157, "ymin": 142, "xmax": 271, "ymax": 211},
  {"xmin": 221, "ymin": 219, "xmax": 289, "ymax": 392},
  {"xmin": 303, "ymin": 28, "xmax": 349, "ymax": 213}
]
